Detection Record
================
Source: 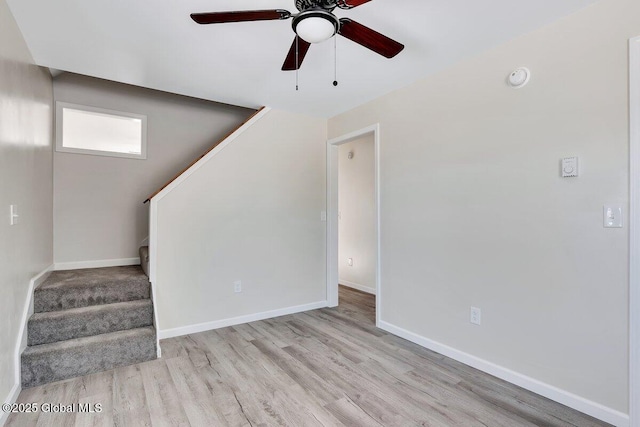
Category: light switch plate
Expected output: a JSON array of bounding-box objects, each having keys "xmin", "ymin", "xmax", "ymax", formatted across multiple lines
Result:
[
  {"xmin": 10, "ymin": 205, "xmax": 18, "ymax": 225},
  {"xmin": 603, "ymin": 205, "xmax": 623, "ymax": 228},
  {"xmin": 561, "ymin": 157, "xmax": 578, "ymax": 177}
]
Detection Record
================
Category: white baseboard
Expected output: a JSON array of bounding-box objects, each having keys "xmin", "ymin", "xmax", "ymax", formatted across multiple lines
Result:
[
  {"xmin": 149, "ymin": 281, "xmax": 161, "ymax": 359},
  {"xmin": 54, "ymin": 257, "xmax": 140, "ymax": 270},
  {"xmin": 3, "ymin": 265, "xmax": 53, "ymax": 427},
  {"xmin": 339, "ymin": 280, "xmax": 375, "ymax": 295},
  {"xmin": 159, "ymin": 300, "xmax": 328, "ymax": 340},
  {"xmin": 378, "ymin": 320, "xmax": 629, "ymax": 427},
  {"xmin": 1, "ymin": 382, "xmax": 21, "ymax": 426}
]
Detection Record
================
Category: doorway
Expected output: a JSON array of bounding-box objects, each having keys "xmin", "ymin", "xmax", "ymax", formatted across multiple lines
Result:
[
  {"xmin": 326, "ymin": 125, "xmax": 380, "ymax": 326},
  {"xmin": 337, "ymin": 134, "xmax": 376, "ymax": 322}
]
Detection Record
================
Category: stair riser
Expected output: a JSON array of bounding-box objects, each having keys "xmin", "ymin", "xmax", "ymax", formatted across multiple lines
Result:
[
  {"xmin": 34, "ymin": 283, "xmax": 150, "ymax": 313},
  {"xmin": 28, "ymin": 304, "xmax": 153, "ymax": 346},
  {"xmin": 21, "ymin": 331, "xmax": 156, "ymax": 388}
]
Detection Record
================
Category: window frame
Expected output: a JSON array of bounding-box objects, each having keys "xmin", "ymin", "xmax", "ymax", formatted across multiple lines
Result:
[{"xmin": 55, "ymin": 101, "xmax": 148, "ymax": 160}]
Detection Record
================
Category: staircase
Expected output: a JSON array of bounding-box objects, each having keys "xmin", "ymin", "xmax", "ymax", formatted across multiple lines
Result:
[{"xmin": 21, "ymin": 265, "xmax": 156, "ymax": 388}]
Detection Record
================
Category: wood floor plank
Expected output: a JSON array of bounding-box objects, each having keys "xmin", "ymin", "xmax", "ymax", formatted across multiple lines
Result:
[
  {"xmin": 139, "ymin": 358, "xmax": 190, "ymax": 427},
  {"xmin": 231, "ymin": 323, "xmax": 264, "ymax": 342},
  {"xmin": 285, "ymin": 318, "xmax": 367, "ymax": 364},
  {"xmin": 362, "ymin": 359, "xmax": 536, "ymax": 427},
  {"xmin": 111, "ymin": 364, "xmax": 152, "ymax": 427},
  {"xmin": 72, "ymin": 370, "xmax": 114, "ymax": 427},
  {"xmin": 316, "ymin": 307, "xmax": 387, "ymax": 338},
  {"xmin": 74, "ymin": 392, "xmax": 113, "ymax": 427},
  {"xmin": 246, "ymin": 321, "xmax": 290, "ymax": 348},
  {"xmin": 177, "ymin": 335, "xmax": 220, "ymax": 370},
  {"xmin": 192, "ymin": 330, "xmax": 308, "ymax": 426},
  {"xmin": 294, "ymin": 312, "xmax": 415, "ymax": 375},
  {"xmin": 165, "ymin": 355, "xmax": 227, "ymax": 426},
  {"xmin": 196, "ymin": 365, "xmax": 254, "ymax": 426},
  {"xmin": 324, "ymin": 397, "xmax": 385, "ymax": 427},
  {"xmin": 282, "ymin": 343, "xmax": 419, "ymax": 426},
  {"xmin": 8, "ymin": 286, "xmax": 610, "ymax": 427},
  {"xmin": 250, "ymin": 338, "xmax": 345, "ymax": 405},
  {"xmin": 35, "ymin": 378, "xmax": 81, "ymax": 427},
  {"xmin": 159, "ymin": 337, "xmax": 188, "ymax": 360},
  {"xmin": 6, "ymin": 381, "xmax": 48, "ymax": 426},
  {"xmin": 188, "ymin": 331, "xmax": 274, "ymax": 426},
  {"xmin": 6, "ymin": 413, "xmax": 41, "ymax": 427},
  {"xmin": 211, "ymin": 331, "xmax": 337, "ymax": 426}
]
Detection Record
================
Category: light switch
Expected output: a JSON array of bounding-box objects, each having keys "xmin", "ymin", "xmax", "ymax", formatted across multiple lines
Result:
[
  {"xmin": 562, "ymin": 157, "xmax": 578, "ymax": 177},
  {"xmin": 603, "ymin": 205, "xmax": 623, "ymax": 228},
  {"xmin": 10, "ymin": 205, "xmax": 18, "ymax": 225}
]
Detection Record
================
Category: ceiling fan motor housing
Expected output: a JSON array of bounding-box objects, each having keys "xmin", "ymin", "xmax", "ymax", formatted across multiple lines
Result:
[{"xmin": 296, "ymin": 0, "xmax": 338, "ymax": 12}]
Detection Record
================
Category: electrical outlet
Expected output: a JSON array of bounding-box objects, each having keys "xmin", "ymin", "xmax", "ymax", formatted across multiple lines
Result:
[
  {"xmin": 470, "ymin": 307, "xmax": 481, "ymax": 325},
  {"xmin": 234, "ymin": 280, "xmax": 242, "ymax": 293},
  {"xmin": 347, "ymin": 258, "xmax": 353, "ymax": 267}
]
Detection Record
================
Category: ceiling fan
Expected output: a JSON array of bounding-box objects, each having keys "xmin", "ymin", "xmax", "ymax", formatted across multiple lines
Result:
[{"xmin": 190, "ymin": 0, "xmax": 405, "ymax": 71}]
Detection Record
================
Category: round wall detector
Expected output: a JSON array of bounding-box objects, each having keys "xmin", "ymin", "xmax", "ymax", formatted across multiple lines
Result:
[{"xmin": 507, "ymin": 67, "xmax": 531, "ymax": 89}]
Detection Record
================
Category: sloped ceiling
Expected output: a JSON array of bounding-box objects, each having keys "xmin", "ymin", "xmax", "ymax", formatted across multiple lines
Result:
[{"xmin": 7, "ymin": 0, "xmax": 600, "ymax": 117}]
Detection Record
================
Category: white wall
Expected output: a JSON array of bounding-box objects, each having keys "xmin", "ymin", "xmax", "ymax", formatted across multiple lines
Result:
[
  {"xmin": 329, "ymin": 0, "xmax": 637, "ymax": 417},
  {"xmin": 338, "ymin": 136, "xmax": 376, "ymax": 293},
  {"xmin": 154, "ymin": 109, "xmax": 327, "ymax": 334},
  {"xmin": 0, "ymin": 0, "xmax": 53, "ymax": 409},
  {"xmin": 53, "ymin": 73, "xmax": 253, "ymax": 265}
]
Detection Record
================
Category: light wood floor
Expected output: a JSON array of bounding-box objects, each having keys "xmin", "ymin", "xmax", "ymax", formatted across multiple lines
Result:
[{"xmin": 7, "ymin": 286, "xmax": 608, "ymax": 427}]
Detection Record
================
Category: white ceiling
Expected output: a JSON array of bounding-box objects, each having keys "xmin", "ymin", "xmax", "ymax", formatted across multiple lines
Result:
[{"xmin": 7, "ymin": 0, "xmax": 599, "ymax": 117}]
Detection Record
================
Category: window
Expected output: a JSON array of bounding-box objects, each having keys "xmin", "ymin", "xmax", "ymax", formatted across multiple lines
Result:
[{"xmin": 56, "ymin": 102, "xmax": 147, "ymax": 159}]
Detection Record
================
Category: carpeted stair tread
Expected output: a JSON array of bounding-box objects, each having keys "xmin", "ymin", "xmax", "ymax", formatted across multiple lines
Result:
[
  {"xmin": 34, "ymin": 265, "xmax": 150, "ymax": 313},
  {"xmin": 28, "ymin": 299, "xmax": 153, "ymax": 346},
  {"xmin": 21, "ymin": 326, "xmax": 156, "ymax": 388}
]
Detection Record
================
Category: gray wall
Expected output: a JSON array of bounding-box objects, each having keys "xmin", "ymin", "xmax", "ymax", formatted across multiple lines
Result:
[
  {"xmin": 53, "ymin": 74, "xmax": 253, "ymax": 264},
  {"xmin": 338, "ymin": 136, "xmax": 376, "ymax": 292},
  {"xmin": 0, "ymin": 0, "xmax": 53, "ymax": 406},
  {"xmin": 155, "ymin": 109, "xmax": 327, "ymax": 333},
  {"xmin": 329, "ymin": 0, "xmax": 636, "ymax": 414}
]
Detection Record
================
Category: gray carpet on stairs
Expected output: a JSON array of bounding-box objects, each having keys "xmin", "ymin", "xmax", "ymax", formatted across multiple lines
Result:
[
  {"xmin": 22, "ymin": 264, "xmax": 157, "ymax": 388},
  {"xmin": 28, "ymin": 299, "xmax": 153, "ymax": 346},
  {"xmin": 21, "ymin": 327, "xmax": 156, "ymax": 388},
  {"xmin": 34, "ymin": 265, "xmax": 150, "ymax": 313}
]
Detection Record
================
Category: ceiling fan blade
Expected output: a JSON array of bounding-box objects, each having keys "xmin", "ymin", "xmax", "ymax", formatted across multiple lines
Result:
[
  {"xmin": 337, "ymin": 0, "xmax": 373, "ymax": 9},
  {"xmin": 282, "ymin": 36, "xmax": 311, "ymax": 71},
  {"xmin": 191, "ymin": 9, "xmax": 291, "ymax": 25},
  {"xmin": 338, "ymin": 18, "xmax": 404, "ymax": 58}
]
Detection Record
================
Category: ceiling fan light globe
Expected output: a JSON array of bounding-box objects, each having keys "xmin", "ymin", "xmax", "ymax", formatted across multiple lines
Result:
[{"xmin": 296, "ymin": 16, "xmax": 336, "ymax": 43}]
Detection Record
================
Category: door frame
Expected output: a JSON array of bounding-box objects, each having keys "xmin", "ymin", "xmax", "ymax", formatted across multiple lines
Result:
[
  {"xmin": 629, "ymin": 35, "xmax": 640, "ymax": 427},
  {"xmin": 326, "ymin": 124, "xmax": 381, "ymax": 326}
]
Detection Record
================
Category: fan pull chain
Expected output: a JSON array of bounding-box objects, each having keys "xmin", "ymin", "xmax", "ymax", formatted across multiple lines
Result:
[
  {"xmin": 333, "ymin": 35, "xmax": 338, "ymax": 87},
  {"xmin": 295, "ymin": 36, "xmax": 299, "ymax": 91}
]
